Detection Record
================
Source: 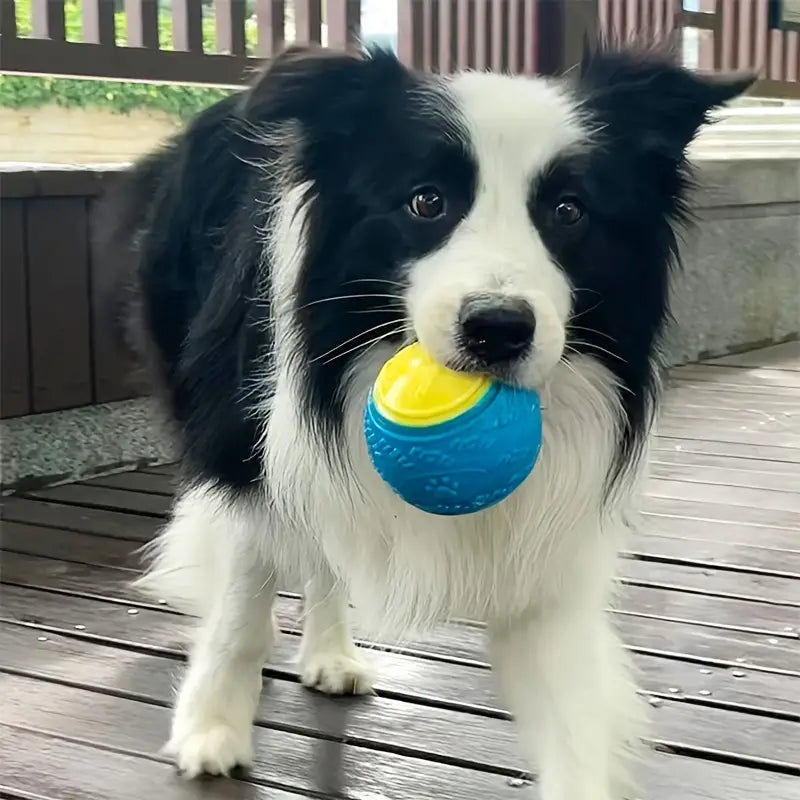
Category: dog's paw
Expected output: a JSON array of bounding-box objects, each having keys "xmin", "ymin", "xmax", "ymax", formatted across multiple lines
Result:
[
  {"xmin": 165, "ymin": 721, "xmax": 253, "ymax": 779},
  {"xmin": 300, "ymin": 651, "xmax": 374, "ymax": 696}
]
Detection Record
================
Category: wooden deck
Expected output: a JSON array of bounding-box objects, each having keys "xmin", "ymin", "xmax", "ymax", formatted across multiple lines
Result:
[{"xmin": 1, "ymin": 342, "xmax": 799, "ymax": 800}]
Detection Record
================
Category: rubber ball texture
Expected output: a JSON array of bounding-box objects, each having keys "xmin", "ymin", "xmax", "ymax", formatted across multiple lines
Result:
[{"xmin": 364, "ymin": 383, "xmax": 542, "ymax": 516}]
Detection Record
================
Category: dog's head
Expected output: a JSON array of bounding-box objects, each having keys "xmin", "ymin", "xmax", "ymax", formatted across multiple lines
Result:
[{"xmin": 246, "ymin": 45, "xmax": 751, "ymax": 437}]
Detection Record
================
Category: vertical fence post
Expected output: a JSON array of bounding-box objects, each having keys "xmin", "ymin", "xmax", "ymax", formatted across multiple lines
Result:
[
  {"xmin": 172, "ymin": 0, "xmax": 204, "ymax": 53},
  {"xmin": 254, "ymin": 0, "xmax": 285, "ymax": 57},
  {"xmin": 537, "ymin": 0, "xmax": 598, "ymax": 75},
  {"xmin": 327, "ymin": 0, "xmax": 361, "ymax": 52},
  {"xmin": 83, "ymin": 0, "xmax": 116, "ymax": 45},
  {"xmin": 294, "ymin": 0, "xmax": 323, "ymax": 44},
  {"xmin": 215, "ymin": 0, "xmax": 247, "ymax": 55},
  {"xmin": 125, "ymin": 0, "xmax": 159, "ymax": 48},
  {"xmin": 398, "ymin": 0, "xmax": 425, "ymax": 68},
  {"xmin": 31, "ymin": 0, "xmax": 66, "ymax": 40}
]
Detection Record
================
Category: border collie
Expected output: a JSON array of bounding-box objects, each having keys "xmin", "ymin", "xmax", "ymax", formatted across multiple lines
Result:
[{"xmin": 109, "ymin": 44, "xmax": 750, "ymax": 799}]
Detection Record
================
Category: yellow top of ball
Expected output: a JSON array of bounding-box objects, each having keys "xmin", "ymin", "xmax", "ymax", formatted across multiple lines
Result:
[{"xmin": 373, "ymin": 342, "xmax": 491, "ymax": 427}]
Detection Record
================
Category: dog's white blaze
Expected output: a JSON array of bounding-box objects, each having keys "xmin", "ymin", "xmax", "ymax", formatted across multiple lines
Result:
[{"xmin": 408, "ymin": 73, "xmax": 586, "ymax": 388}]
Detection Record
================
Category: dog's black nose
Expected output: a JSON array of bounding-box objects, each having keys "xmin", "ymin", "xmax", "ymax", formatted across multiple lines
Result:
[{"xmin": 459, "ymin": 296, "xmax": 536, "ymax": 365}]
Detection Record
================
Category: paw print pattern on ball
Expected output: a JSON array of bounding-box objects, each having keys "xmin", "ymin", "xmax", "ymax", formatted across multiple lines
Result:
[{"xmin": 364, "ymin": 343, "xmax": 542, "ymax": 516}]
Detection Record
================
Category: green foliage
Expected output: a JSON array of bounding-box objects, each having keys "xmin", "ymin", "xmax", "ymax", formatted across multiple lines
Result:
[
  {"xmin": 3, "ymin": 0, "xmax": 262, "ymax": 119},
  {"xmin": 0, "ymin": 74, "xmax": 234, "ymax": 120}
]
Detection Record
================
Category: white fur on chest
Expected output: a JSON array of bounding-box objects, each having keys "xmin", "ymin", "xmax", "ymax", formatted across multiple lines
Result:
[{"xmin": 265, "ymin": 349, "xmax": 637, "ymax": 636}]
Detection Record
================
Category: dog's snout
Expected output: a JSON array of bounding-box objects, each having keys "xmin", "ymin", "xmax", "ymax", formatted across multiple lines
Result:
[{"xmin": 459, "ymin": 296, "xmax": 536, "ymax": 365}]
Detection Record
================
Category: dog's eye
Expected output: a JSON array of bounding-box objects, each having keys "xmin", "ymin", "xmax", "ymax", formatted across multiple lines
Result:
[
  {"xmin": 553, "ymin": 197, "xmax": 584, "ymax": 226},
  {"xmin": 408, "ymin": 187, "xmax": 445, "ymax": 220}
]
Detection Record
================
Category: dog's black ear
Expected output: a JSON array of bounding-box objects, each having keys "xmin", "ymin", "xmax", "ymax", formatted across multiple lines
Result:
[
  {"xmin": 242, "ymin": 45, "xmax": 410, "ymax": 136},
  {"xmin": 577, "ymin": 47, "xmax": 755, "ymax": 159}
]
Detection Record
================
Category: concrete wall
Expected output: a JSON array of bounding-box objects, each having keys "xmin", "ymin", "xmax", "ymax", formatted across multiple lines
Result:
[
  {"xmin": 0, "ymin": 106, "xmax": 180, "ymax": 164},
  {"xmin": 2, "ymin": 156, "xmax": 798, "ymax": 487},
  {"xmin": 664, "ymin": 157, "xmax": 800, "ymax": 364}
]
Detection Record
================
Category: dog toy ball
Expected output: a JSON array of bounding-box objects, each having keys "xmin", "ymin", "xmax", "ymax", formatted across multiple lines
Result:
[{"xmin": 363, "ymin": 342, "xmax": 542, "ymax": 516}]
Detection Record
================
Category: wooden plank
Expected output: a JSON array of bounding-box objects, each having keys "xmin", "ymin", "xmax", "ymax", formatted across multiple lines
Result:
[
  {"xmin": 215, "ymin": 0, "xmax": 247, "ymax": 55},
  {"xmin": 254, "ymin": 0, "xmax": 285, "ymax": 58},
  {"xmin": 657, "ymin": 419, "xmax": 800, "ymax": 452},
  {"xmin": 294, "ymin": 0, "xmax": 323, "ymax": 44},
  {"xmin": 3, "ymin": 614, "xmax": 798, "ymax": 726},
  {"xmin": 0, "ymin": 199, "xmax": 31, "ymax": 418},
  {"xmin": 654, "ymin": 436, "xmax": 800, "ymax": 466},
  {"xmin": 643, "ymin": 494, "xmax": 800, "ymax": 530},
  {"xmin": 7, "ymin": 538, "xmax": 799, "ymax": 640},
  {"xmin": 0, "ymin": 723, "xmax": 314, "ymax": 800},
  {"xmin": 25, "ymin": 198, "xmax": 93, "ymax": 412},
  {"xmin": 675, "ymin": 363, "xmax": 800, "ymax": 390},
  {"xmin": 9, "ymin": 673, "xmax": 794, "ymax": 800},
  {"xmin": 707, "ymin": 341, "xmax": 800, "ymax": 371},
  {"xmin": 645, "ymin": 478, "xmax": 800, "ymax": 515},
  {"xmin": 22, "ymin": 484, "xmax": 171, "ymax": 517},
  {"xmin": 0, "ymin": 521, "xmax": 142, "ymax": 570},
  {"xmin": 124, "ymin": 0, "xmax": 160, "ymax": 49},
  {"xmin": 630, "ymin": 534, "xmax": 800, "ymax": 578},
  {"xmin": 639, "ymin": 512, "xmax": 800, "ymax": 552},
  {"xmin": 3, "ymin": 626, "xmax": 800, "ymax": 777},
  {"xmin": 621, "ymin": 558, "xmax": 800, "ymax": 606},
  {"xmin": 83, "ymin": 470, "xmax": 176, "ymax": 495},
  {"xmin": 3, "ymin": 551, "xmax": 798, "ymax": 678},
  {"xmin": 0, "ymin": 496, "xmax": 159, "ymax": 541},
  {"xmin": 31, "ymin": 0, "xmax": 66, "ymax": 40},
  {"xmin": 647, "ymin": 455, "xmax": 800, "ymax": 493},
  {"xmin": 82, "ymin": 0, "xmax": 116, "ymax": 45},
  {"xmin": 171, "ymin": 0, "xmax": 204, "ymax": 52}
]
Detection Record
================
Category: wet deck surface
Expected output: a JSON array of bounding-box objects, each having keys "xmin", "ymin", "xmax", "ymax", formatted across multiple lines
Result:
[{"xmin": 2, "ymin": 342, "xmax": 799, "ymax": 799}]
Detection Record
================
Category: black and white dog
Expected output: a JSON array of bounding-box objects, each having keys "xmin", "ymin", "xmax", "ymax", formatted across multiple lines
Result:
[{"xmin": 110, "ymin": 44, "xmax": 750, "ymax": 799}]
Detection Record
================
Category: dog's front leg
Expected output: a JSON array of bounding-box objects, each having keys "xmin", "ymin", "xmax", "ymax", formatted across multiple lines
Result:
[{"xmin": 488, "ymin": 604, "xmax": 644, "ymax": 800}]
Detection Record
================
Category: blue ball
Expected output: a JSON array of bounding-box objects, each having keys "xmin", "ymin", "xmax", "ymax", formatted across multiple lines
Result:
[{"xmin": 364, "ymin": 383, "xmax": 542, "ymax": 516}]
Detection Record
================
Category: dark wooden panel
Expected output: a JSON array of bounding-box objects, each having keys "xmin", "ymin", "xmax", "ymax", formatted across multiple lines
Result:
[
  {"xmin": 0, "ymin": 496, "xmax": 159, "ymax": 541},
  {"xmin": 26, "ymin": 197, "xmax": 93, "ymax": 412},
  {"xmin": 0, "ymin": 722, "xmax": 313, "ymax": 800},
  {"xmin": 88, "ymin": 198, "xmax": 139, "ymax": 404},
  {"xmin": 0, "ymin": 200, "xmax": 30, "ymax": 417}
]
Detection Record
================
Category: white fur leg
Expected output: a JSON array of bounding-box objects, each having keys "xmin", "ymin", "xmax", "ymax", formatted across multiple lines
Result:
[
  {"xmin": 149, "ymin": 485, "xmax": 278, "ymax": 778},
  {"xmin": 298, "ymin": 568, "xmax": 374, "ymax": 696},
  {"xmin": 488, "ymin": 606, "xmax": 646, "ymax": 800}
]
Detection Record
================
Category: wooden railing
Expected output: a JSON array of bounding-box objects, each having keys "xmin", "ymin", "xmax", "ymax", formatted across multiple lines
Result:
[
  {"xmin": 598, "ymin": 0, "xmax": 800, "ymax": 99},
  {"xmin": 0, "ymin": 0, "xmax": 362, "ymax": 86},
  {"xmin": 396, "ymin": 0, "xmax": 597, "ymax": 75}
]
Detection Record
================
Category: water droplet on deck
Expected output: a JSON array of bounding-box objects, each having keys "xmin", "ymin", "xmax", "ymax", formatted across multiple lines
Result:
[
  {"xmin": 506, "ymin": 777, "xmax": 530, "ymax": 788},
  {"xmin": 74, "ymin": 624, "xmax": 86, "ymax": 630},
  {"xmin": 37, "ymin": 636, "xmax": 48, "ymax": 642},
  {"xmin": 127, "ymin": 608, "xmax": 139, "ymax": 615},
  {"xmin": 667, "ymin": 687, "xmax": 681, "ymax": 694},
  {"xmin": 648, "ymin": 697, "xmax": 663, "ymax": 708},
  {"xmin": 731, "ymin": 671, "xmax": 746, "ymax": 678},
  {"xmin": 736, "ymin": 657, "xmax": 747, "ymax": 663},
  {"xmin": 698, "ymin": 689, "xmax": 712, "ymax": 696},
  {"xmin": 700, "ymin": 669, "xmax": 712, "ymax": 675},
  {"xmin": 767, "ymin": 638, "xmax": 779, "ymax": 645},
  {"xmin": 158, "ymin": 599, "xmax": 168, "ymax": 605},
  {"xmin": 784, "ymin": 626, "xmax": 794, "ymax": 633}
]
